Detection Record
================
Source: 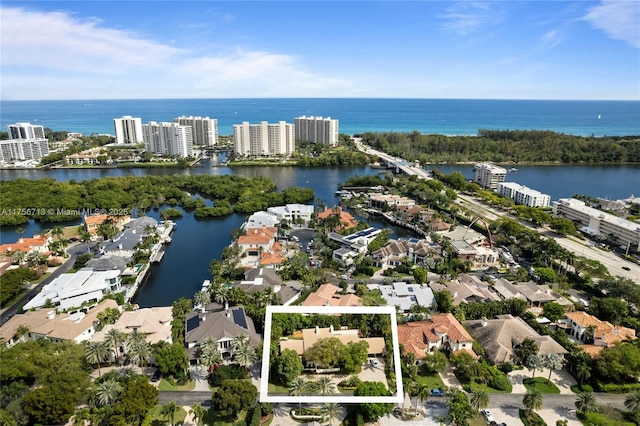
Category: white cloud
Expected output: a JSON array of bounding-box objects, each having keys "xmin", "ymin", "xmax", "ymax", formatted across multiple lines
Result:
[
  {"xmin": 439, "ymin": 2, "xmax": 494, "ymax": 35},
  {"xmin": 541, "ymin": 29, "xmax": 562, "ymax": 48},
  {"xmin": 582, "ymin": 0, "xmax": 640, "ymax": 48},
  {"xmin": 0, "ymin": 6, "xmax": 352, "ymax": 99}
]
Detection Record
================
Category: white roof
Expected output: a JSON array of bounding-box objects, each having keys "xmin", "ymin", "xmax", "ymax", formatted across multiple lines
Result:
[{"xmin": 379, "ymin": 282, "xmax": 434, "ymax": 311}]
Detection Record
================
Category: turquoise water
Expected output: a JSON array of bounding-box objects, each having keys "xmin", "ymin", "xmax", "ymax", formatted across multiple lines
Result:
[{"xmin": 2, "ymin": 98, "xmax": 639, "ymax": 136}]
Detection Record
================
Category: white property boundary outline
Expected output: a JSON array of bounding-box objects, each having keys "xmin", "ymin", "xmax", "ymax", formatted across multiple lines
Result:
[{"xmin": 259, "ymin": 305, "xmax": 404, "ymax": 404}]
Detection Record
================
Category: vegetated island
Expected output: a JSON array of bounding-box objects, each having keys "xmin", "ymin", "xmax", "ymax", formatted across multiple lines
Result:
[
  {"xmin": 361, "ymin": 129, "xmax": 640, "ymax": 164},
  {"xmin": 0, "ymin": 175, "xmax": 314, "ymax": 226}
]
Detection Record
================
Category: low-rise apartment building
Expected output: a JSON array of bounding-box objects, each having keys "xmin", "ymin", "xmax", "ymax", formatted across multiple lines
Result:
[{"xmin": 497, "ymin": 182, "xmax": 550, "ymax": 207}]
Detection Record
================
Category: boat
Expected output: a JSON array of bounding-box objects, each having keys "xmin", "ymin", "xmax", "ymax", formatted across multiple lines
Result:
[
  {"xmin": 598, "ymin": 114, "xmax": 601, "ymax": 119},
  {"xmin": 509, "ymin": 167, "xmax": 518, "ymax": 172}
]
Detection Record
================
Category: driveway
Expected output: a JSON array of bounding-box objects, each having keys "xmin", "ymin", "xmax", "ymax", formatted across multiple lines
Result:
[{"xmin": 508, "ymin": 368, "xmax": 577, "ymax": 395}]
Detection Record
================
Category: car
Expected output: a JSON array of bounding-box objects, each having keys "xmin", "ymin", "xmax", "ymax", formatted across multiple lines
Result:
[
  {"xmin": 123, "ymin": 357, "xmax": 131, "ymax": 366},
  {"xmin": 370, "ymin": 359, "xmax": 379, "ymax": 367},
  {"xmin": 482, "ymin": 410, "xmax": 495, "ymax": 423},
  {"xmin": 499, "ymin": 423, "xmax": 508, "ymax": 426},
  {"xmin": 622, "ymin": 266, "xmax": 631, "ymax": 271},
  {"xmin": 151, "ymin": 370, "xmax": 161, "ymax": 382},
  {"xmin": 429, "ymin": 388, "xmax": 444, "ymax": 397}
]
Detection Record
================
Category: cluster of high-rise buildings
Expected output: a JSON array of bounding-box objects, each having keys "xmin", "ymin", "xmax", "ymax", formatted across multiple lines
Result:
[
  {"xmin": 1, "ymin": 122, "xmax": 50, "ymax": 164},
  {"xmin": 113, "ymin": 115, "xmax": 339, "ymax": 158},
  {"xmin": 113, "ymin": 115, "xmax": 218, "ymax": 158}
]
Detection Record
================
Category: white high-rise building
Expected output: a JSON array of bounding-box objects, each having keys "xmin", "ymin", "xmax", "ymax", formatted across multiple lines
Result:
[
  {"xmin": 233, "ymin": 121, "xmax": 295, "ymax": 157},
  {"xmin": 7, "ymin": 122, "xmax": 46, "ymax": 140},
  {"xmin": 474, "ymin": 163, "xmax": 507, "ymax": 189},
  {"xmin": 113, "ymin": 116, "xmax": 144, "ymax": 145},
  {"xmin": 1, "ymin": 122, "xmax": 50, "ymax": 163},
  {"xmin": 497, "ymin": 182, "xmax": 550, "ymax": 207},
  {"xmin": 294, "ymin": 116, "xmax": 339, "ymax": 145},
  {"xmin": 142, "ymin": 122, "xmax": 193, "ymax": 158},
  {"xmin": 174, "ymin": 116, "xmax": 218, "ymax": 147}
]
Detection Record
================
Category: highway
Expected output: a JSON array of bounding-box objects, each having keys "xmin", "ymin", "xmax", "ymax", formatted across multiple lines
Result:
[{"xmin": 356, "ymin": 141, "xmax": 640, "ymax": 283}]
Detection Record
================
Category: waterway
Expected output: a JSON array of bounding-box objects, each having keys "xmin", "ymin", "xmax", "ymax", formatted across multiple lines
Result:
[{"xmin": 1, "ymin": 161, "xmax": 638, "ymax": 307}]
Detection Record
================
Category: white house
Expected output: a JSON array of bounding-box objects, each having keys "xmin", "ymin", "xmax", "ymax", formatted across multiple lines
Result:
[
  {"xmin": 267, "ymin": 204, "xmax": 314, "ymax": 226},
  {"xmin": 378, "ymin": 282, "xmax": 435, "ymax": 312}
]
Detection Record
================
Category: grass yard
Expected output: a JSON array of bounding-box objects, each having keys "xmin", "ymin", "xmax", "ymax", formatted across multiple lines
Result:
[
  {"xmin": 157, "ymin": 378, "xmax": 195, "ymax": 391},
  {"xmin": 464, "ymin": 381, "xmax": 513, "ymax": 394},
  {"xmin": 519, "ymin": 408, "xmax": 547, "ymax": 426},
  {"xmin": 202, "ymin": 408, "xmax": 247, "ymax": 425},
  {"xmin": 523, "ymin": 377, "xmax": 561, "ymax": 394},
  {"xmin": 468, "ymin": 417, "xmax": 488, "ymax": 426},
  {"xmin": 414, "ymin": 373, "xmax": 445, "ymax": 390},
  {"xmin": 268, "ymin": 383, "xmax": 290, "ymax": 394},
  {"xmin": 147, "ymin": 405, "xmax": 187, "ymax": 425}
]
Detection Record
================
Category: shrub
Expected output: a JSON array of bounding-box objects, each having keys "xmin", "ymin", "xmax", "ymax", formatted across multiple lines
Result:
[
  {"xmin": 498, "ymin": 362, "xmax": 514, "ymax": 373},
  {"xmin": 208, "ymin": 364, "xmax": 250, "ymax": 386}
]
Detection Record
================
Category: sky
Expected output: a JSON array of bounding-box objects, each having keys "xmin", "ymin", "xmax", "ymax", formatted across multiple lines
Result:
[{"xmin": 1, "ymin": 1, "xmax": 639, "ymax": 101}]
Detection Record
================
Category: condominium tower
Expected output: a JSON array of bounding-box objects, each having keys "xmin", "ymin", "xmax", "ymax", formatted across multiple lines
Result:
[
  {"xmin": 1, "ymin": 122, "xmax": 50, "ymax": 163},
  {"xmin": 174, "ymin": 116, "xmax": 218, "ymax": 148},
  {"xmin": 294, "ymin": 116, "xmax": 339, "ymax": 145},
  {"xmin": 233, "ymin": 121, "xmax": 295, "ymax": 157},
  {"xmin": 142, "ymin": 122, "xmax": 193, "ymax": 158},
  {"xmin": 497, "ymin": 182, "xmax": 550, "ymax": 207},
  {"xmin": 113, "ymin": 116, "xmax": 144, "ymax": 145},
  {"xmin": 474, "ymin": 163, "xmax": 507, "ymax": 189}
]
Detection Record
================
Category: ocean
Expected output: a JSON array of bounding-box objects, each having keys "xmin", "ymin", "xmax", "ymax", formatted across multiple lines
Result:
[{"xmin": 1, "ymin": 98, "xmax": 639, "ymax": 137}]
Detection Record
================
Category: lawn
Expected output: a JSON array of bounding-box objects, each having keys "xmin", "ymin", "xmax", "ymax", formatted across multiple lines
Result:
[
  {"xmin": 468, "ymin": 417, "xmax": 488, "ymax": 426},
  {"xmin": 464, "ymin": 381, "xmax": 513, "ymax": 394},
  {"xmin": 523, "ymin": 377, "xmax": 560, "ymax": 394},
  {"xmin": 202, "ymin": 408, "xmax": 247, "ymax": 425},
  {"xmin": 414, "ymin": 373, "xmax": 445, "ymax": 390},
  {"xmin": 147, "ymin": 405, "xmax": 187, "ymax": 425},
  {"xmin": 268, "ymin": 383, "xmax": 290, "ymax": 394},
  {"xmin": 158, "ymin": 378, "xmax": 195, "ymax": 391},
  {"xmin": 519, "ymin": 408, "xmax": 547, "ymax": 426}
]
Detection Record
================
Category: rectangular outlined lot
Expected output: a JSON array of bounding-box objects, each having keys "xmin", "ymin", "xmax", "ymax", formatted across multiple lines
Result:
[{"xmin": 260, "ymin": 305, "xmax": 404, "ymax": 404}]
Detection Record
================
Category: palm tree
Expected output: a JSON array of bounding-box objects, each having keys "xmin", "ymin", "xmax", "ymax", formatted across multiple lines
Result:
[
  {"xmin": 575, "ymin": 391, "xmax": 598, "ymax": 414},
  {"xmin": 160, "ymin": 401, "xmax": 179, "ymax": 426},
  {"xmin": 126, "ymin": 330, "xmax": 151, "ymax": 373},
  {"xmin": 575, "ymin": 362, "xmax": 591, "ymax": 387},
  {"xmin": 199, "ymin": 337, "xmax": 223, "ymax": 372},
  {"xmin": 232, "ymin": 333, "xmax": 257, "ymax": 368},
  {"xmin": 15, "ymin": 324, "xmax": 30, "ymax": 341},
  {"xmin": 11, "ymin": 250, "xmax": 26, "ymax": 265},
  {"xmin": 320, "ymin": 402, "xmax": 343, "ymax": 426},
  {"xmin": 470, "ymin": 388, "xmax": 489, "ymax": 413},
  {"xmin": 104, "ymin": 328, "xmax": 126, "ymax": 364},
  {"xmin": 526, "ymin": 354, "xmax": 544, "ymax": 379},
  {"xmin": 52, "ymin": 226, "xmax": 64, "ymax": 242},
  {"xmin": 523, "ymin": 389, "xmax": 543, "ymax": 416},
  {"xmin": 193, "ymin": 290, "xmax": 210, "ymax": 313},
  {"xmin": 71, "ymin": 407, "xmax": 91, "ymax": 426},
  {"xmin": 415, "ymin": 383, "xmax": 430, "ymax": 412},
  {"xmin": 85, "ymin": 341, "xmax": 110, "ymax": 377},
  {"xmin": 543, "ymin": 353, "xmax": 565, "ymax": 384},
  {"xmin": 95, "ymin": 378, "xmax": 123, "ymax": 406},
  {"xmin": 189, "ymin": 403, "xmax": 205, "ymax": 426},
  {"xmin": 316, "ymin": 376, "xmax": 336, "ymax": 396},
  {"xmin": 289, "ymin": 377, "xmax": 309, "ymax": 411},
  {"xmin": 624, "ymin": 390, "xmax": 640, "ymax": 419}
]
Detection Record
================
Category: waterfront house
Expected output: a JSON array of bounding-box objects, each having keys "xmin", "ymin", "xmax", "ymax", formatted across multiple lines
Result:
[
  {"xmin": 245, "ymin": 211, "xmax": 280, "ymax": 229},
  {"xmin": 492, "ymin": 279, "xmax": 573, "ymax": 309},
  {"xmin": 0, "ymin": 299, "xmax": 118, "ymax": 347},
  {"xmin": 370, "ymin": 238, "xmax": 441, "ymax": 268},
  {"xmin": 464, "ymin": 314, "xmax": 568, "ymax": 363},
  {"xmin": 235, "ymin": 268, "xmax": 300, "ymax": 305},
  {"xmin": 367, "ymin": 193, "xmax": 415, "ymax": 209},
  {"xmin": 316, "ymin": 206, "xmax": 358, "ymax": 231},
  {"xmin": 236, "ymin": 227, "xmax": 277, "ymax": 257},
  {"xmin": 185, "ymin": 306, "xmax": 262, "ymax": 364},
  {"xmin": 267, "ymin": 204, "xmax": 314, "ymax": 226},
  {"xmin": 0, "ymin": 233, "xmax": 51, "ymax": 257},
  {"xmin": 23, "ymin": 268, "xmax": 123, "ymax": 311},
  {"xmin": 101, "ymin": 216, "xmax": 160, "ymax": 258},
  {"xmin": 84, "ymin": 213, "xmax": 131, "ymax": 236},
  {"xmin": 429, "ymin": 274, "xmax": 501, "ymax": 305},
  {"xmin": 397, "ymin": 313, "xmax": 476, "ymax": 361}
]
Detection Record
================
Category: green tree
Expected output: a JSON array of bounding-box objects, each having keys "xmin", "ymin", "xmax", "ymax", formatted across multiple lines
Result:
[
  {"xmin": 85, "ymin": 341, "xmax": 110, "ymax": 377},
  {"xmin": 526, "ymin": 354, "xmax": 545, "ymax": 379},
  {"xmin": 154, "ymin": 341, "xmax": 189, "ymax": 378},
  {"xmin": 104, "ymin": 328, "xmax": 126, "ymax": 364},
  {"xmin": 434, "ymin": 290, "xmax": 454, "ymax": 313},
  {"xmin": 232, "ymin": 333, "xmax": 257, "ymax": 368},
  {"xmin": 304, "ymin": 337, "xmax": 345, "ymax": 369},
  {"xmin": 22, "ymin": 385, "xmax": 77, "ymax": 425},
  {"xmin": 420, "ymin": 350, "xmax": 448, "ymax": 374},
  {"xmin": 115, "ymin": 375, "xmax": 159, "ymax": 425},
  {"xmin": 160, "ymin": 401, "xmax": 179, "ymax": 426},
  {"xmin": 513, "ymin": 337, "xmax": 539, "ymax": 365},
  {"xmin": 413, "ymin": 267, "xmax": 428, "ymax": 284},
  {"xmin": 542, "ymin": 302, "xmax": 566, "ymax": 322},
  {"xmin": 289, "ymin": 377, "xmax": 309, "ymax": 411},
  {"xmin": 575, "ymin": 391, "xmax": 598, "ymax": 414},
  {"xmin": 212, "ymin": 380, "xmax": 257, "ymax": 419},
  {"xmin": 625, "ymin": 390, "xmax": 640, "ymax": 421},
  {"xmin": 199, "ymin": 337, "xmax": 223, "ymax": 372},
  {"xmin": 320, "ymin": 403, "xmax": 343, "ymax": 426},
  {"xmin": 588, "ymin": 297, "xmax": 629, "ymax": 325},
  {"xmin": 189, "ymin": 404, "xmax": 205, "ymax": 426},
  {"xmin": 316, "ymin": 376, "xmax": 336, "ymax": 396},
  {"xmin": 353, "ymin": 381, "xmax": 394, "ymax": 421},
  {"xmin": 415, "ymin": 382, "xmax": 430, "ymax": 412},
  {"xmin": 272, "ymin": 348, "xmax": 303, "ymax": 386},
  {"xmin": 594, "ymin": 343, "xmax": 640, "ymax": 383},
  {"xmin": 470, "ymin": 389, "xmax": 489, "ymax": 412},
  {"xmin": 523, "ymin": 389, "xmax": 543, "ymax": 416},
  {"xmin": 95, "ymin": 378, "xmax": 123, "ymax": 406},
  {"xmin": 446, "ymin": 389, "xmax": 476, "ymax": 426},
  {"xmin": 543, "ymin": 353, "xmax": 565, "ymax": 384}
]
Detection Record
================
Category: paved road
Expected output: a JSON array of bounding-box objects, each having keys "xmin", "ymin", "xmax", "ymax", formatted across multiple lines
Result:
[{"xmin": 0, "ymin": 242, "xmax": 97, "ymax": 326}]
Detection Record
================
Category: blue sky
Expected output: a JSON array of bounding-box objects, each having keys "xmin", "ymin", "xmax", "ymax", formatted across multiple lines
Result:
[{"xmin": 1, "ymin": 1, "xmax": 639, "ymax": 100}]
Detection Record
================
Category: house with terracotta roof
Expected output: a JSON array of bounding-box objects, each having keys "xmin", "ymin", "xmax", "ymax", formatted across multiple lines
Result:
[
  {"xmin": 0, "ymin": 234, "xmax": 51, "ymax": 256},
  {"xmin": 302, "ymin": 283, "xmax": 361, "ymax": 307},
  {"xmin": 316, "ymin": 206, "xmax": 358, "ymax": 231},
  {"xmin": 397, "ymin": 313, "xmax": 476, "ymax": 360},
  {"xmin": 564, "ymin": 311, "xmax": 636, "ymax": 357},
  {"xmin": 84, "ymin": 214, "xmax": 130, "ymax": 236},
  {"xmin": 236, "ymin": 227, "xmax": 277, "ymax": 256},
  {"xmin": 0, "ymin": 299, "xmax": 118, "ymax": 347},
  {"xmin": 465, "ymin": 314, "xmax": 567, "ymax": 363},
  {"xmin": 279, "ymin": 325, "xmax": 385, "ymax": 362}
]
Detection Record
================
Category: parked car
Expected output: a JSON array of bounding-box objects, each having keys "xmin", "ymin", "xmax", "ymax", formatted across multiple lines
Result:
[
  {"xmin": 482, "ymin": 410, "xmax": 496, "ymax": 423},
  {"xmin": 151, "ymin": 370, "xmax": 161, "ymax": 382},
  {"xmin": 370, "ymin": 359, "xmax": 379, "ymax": 367},
  {"xmin": 429, "ymin": 388, "xmax": 444, "ymax": 397}
]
